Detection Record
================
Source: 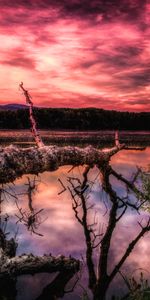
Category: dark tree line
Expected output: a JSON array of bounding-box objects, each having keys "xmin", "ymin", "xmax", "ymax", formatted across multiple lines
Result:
[{"xmin": 0, "ymin": 108, "xmax": 150, "ymax": 130}]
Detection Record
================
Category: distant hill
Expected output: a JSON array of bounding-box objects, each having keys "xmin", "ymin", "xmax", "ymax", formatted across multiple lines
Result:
[
  {"xmin": 0, "ymin": 104, "xmax": 28, "ymax": 110},
  {"xmin": 0, "ymin": 107, "xmax": 150, "ymax": 130}
]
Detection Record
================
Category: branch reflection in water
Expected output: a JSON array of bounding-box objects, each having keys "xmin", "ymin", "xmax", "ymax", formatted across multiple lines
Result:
[{"xmin": 0, "ymin": 147, "xmax": 150, "ymax": 299}]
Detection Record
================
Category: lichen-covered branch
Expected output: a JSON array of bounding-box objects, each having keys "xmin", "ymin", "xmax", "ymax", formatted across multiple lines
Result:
[
  {"xmin": 0, "ymin": 252, "xmax": 80, "ymax": 280},
  {"xmin": 0, "ymin": 228, "xmax": 80, "ymax": 299},
  {"xmin": 0, "ymin": 144, "xmax": 125, "ymax": 184}
]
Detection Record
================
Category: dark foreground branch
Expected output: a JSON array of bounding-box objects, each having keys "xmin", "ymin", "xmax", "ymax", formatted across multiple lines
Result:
[
  {"xmin": 0, "ymin": 252, "xmax": 80, "ymax": 280},
  {"xmin": 0, "ymin": 229, "xmax": 80, "ymax": 299}
]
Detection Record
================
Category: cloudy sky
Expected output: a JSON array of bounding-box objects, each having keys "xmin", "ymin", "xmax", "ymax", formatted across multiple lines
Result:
[{"xmin": 0, "ymin": 0, "xmax": 149, "ymax": 111}]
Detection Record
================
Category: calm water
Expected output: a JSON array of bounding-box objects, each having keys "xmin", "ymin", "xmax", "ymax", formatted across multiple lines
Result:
[
  {"xmin": 0, "ymin": 134, "xmax": 150, "ymax": 299},
  {"xmin": 0, "ymin": 130, "xmax": 150, "ymax": 147}
]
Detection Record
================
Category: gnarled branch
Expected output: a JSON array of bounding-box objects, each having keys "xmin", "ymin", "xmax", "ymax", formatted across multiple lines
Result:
[{"xmin": 0, "ymin": 144, "xmax": 125, "ymax": 184}]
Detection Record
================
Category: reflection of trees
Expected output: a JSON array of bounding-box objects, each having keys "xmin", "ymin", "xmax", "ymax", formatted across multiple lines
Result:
[
  {"xmin": 0, "ymin": 84, "xmax": 150, "ymax": 299},
  {"xmin": 62, "ymin": 157, "xmax": 150, "ymax": 299},
  {"xmin": 0, "ymin": 180, "xmax": 80, "ymax": 300},
  {"xmin": 0, "ymin": 223, "xmax": 80, "ymax": 300},
  {"xmin": 1, "ymin": 144, "xmax": 150, "ymax": 299},
  {"xmin": 15, "ymin": 176, "xmax": 44, "ymax": 236}
]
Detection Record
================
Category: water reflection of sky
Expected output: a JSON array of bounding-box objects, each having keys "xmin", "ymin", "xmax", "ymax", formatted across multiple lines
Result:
[{"xmin": 1, "ymin": 147, "xmax": 150, "ymax": 299}]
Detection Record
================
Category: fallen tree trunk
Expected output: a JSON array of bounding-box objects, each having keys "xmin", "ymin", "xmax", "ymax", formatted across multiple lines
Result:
[
  {"xmin": 0, "ymin": 144, "xmax": 125, "ymax": 184},
  {"xmin": 0, "ymin": 252, "xmax": 80, "ymax": 280},
  {"xmin": 0, "ymin": 228, "xmax": 79, "ymax": 280},
  {"xmin": 0, "ymin": 229, "xmax": 80, "ymax": 299}
]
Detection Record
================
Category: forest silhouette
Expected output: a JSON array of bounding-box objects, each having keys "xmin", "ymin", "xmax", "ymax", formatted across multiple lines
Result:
[{"xmin": 0, "ymin": 108, "xmax": 150, "ymax": 130}]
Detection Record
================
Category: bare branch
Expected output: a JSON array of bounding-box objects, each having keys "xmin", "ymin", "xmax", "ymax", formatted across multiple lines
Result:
[
  {"xmin": 109, "ymin": 218, "xmax": 150, "ymax": 282},
  {"xmin": 0, "ymin": 144, "xmax": 128, "ymax": 184},
  {"xmin": 58, "ymin": 178, "xmax": 67, "ymax": 195},
  {"xmin": 19, "ymin": 82, "xmax": 44, "ymax": 148},
  {"xmin": 115, "ymin": 130, "xmax": 120, "ymax": 147},
  {"xmin": 110, "ymin": 166, "xmax": 148, "ymax": 201}
]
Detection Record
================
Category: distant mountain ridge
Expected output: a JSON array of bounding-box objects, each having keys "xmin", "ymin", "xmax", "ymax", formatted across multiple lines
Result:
[{"xmin": 0, "ymin": 104, "xmax": 28, "ymax": 110}]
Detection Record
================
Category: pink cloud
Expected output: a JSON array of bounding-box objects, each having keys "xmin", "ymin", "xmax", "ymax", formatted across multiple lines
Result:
[{"xmin": 0, "ymin": 1, "xmax": 149, "ymax": 112}]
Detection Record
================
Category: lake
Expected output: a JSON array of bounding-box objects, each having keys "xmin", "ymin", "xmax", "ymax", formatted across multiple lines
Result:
[
  {"xmin": 0, "ymin": 131, "xmax": 150, "ymax": 300},
  {"xmin": 0, "ymin": 130, "xmax": 150, "ymax": 147}
]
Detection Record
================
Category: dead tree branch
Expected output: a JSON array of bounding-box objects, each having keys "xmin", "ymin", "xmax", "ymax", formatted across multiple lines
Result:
[
  {"xmin": 19, "ymin": 82, "xmax": 44, "ymax": 148},
  {"xmin": 0, "ymin": 252, "xmax": 80, "ymax": 280},
  {"xmin": 0, "ymin": 228, "xmax": 80, "ymax": 298},
  {"xmin": 0, "ymin": 144, "xmax": 126, "ymax": 184}
]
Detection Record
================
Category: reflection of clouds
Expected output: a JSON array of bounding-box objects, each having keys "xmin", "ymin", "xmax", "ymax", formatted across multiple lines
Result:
[
  {"xmin": 1, "ymin": 148, "xmax": 150, "ymax": 298},
  {"xmin": 111, "ymin": 147, "xmax": 150, "ymax": 181},
  {"xmin": 111, "ymin": 147, "xmax": 150, "ymax": 167},
  {"xmin": 109, "ymin": 212, "xmax": 150, "ymax": 279},
  {"xmin": 107, "ymin": 148, "xmax": 150, "ymax": 287},
  {"xmin": 2, "ymin": 167, "xmax": 86, "ymax": 256}
]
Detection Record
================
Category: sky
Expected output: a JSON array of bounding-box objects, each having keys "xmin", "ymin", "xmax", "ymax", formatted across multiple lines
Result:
[{"xmin": 0, "ymin": 0, "xmax": 149, "ymax": 111}]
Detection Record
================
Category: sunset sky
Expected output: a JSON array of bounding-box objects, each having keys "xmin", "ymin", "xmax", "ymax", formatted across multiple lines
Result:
[{"xmin": 0, "ymin": 0, "xmax": 149, "ymax": 111}]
